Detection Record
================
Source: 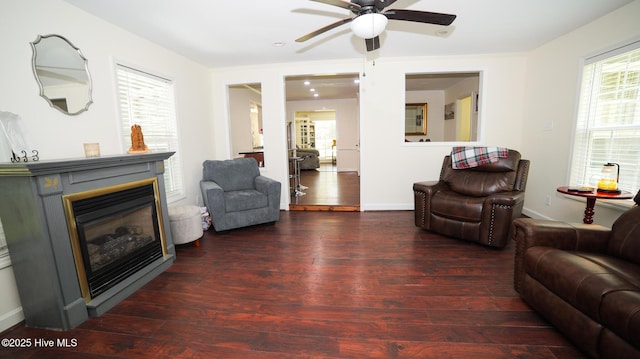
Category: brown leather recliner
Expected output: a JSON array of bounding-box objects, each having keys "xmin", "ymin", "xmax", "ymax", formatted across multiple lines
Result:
[
  {"xmin": 414, "ymin": 149, "xmax": 529, "ymax": 248},
  {"xmin": 512, "ymin": 201, "xmax": 640, "ymax": 359}
]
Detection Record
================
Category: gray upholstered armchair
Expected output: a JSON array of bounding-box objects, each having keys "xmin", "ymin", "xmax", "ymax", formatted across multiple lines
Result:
[{"xmin": 200, "ymin": 158, "xmax": 281, "ymax": 231}]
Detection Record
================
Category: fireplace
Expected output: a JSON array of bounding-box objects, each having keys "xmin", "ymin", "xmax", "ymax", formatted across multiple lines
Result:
[
  {"xmin": 63, "ymin": 179, "xmax": 168, "ymax": 301},
  {"xmin": 0, "ymin": 152, "xmax": 175, "ymax": 330}
]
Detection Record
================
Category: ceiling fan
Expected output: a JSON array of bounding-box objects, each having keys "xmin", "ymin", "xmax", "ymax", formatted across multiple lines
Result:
[{"xmin": 295, "ymin": 0, "xmax": 457, "ymax": 51}]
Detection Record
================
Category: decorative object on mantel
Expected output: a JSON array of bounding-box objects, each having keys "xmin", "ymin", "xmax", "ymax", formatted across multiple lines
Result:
[
  {"xmin": 83, "ymin": 143, "xmax": 100, "ymax": 158},
  {"xmin": 128, "ymin": 124, "xmax": 149, "ymax": 154},
  {"xmin": 0, "ymin": 111, "xmax": 39, "ymax": 163}
]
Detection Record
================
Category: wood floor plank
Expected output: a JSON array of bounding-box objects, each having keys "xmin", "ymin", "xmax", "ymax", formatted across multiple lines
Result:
[{"xmin": 0, "ymin": 211, "xmax": 587, "ymax": 358}]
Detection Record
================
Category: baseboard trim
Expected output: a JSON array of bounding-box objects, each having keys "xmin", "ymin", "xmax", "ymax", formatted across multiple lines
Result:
[
  {"xmin": 521, "ymin": 207, "xmax": 554, "ymax": 220},
  {"xmin": 0, "ymin": 307, "xmax": 24, "ymax": 334},
  {"xmin": 289, "ymin": 205, "xmax": 360, "ymax": 212},
  {"xmin": 360, "ymin": 203, "xmax": 414, "ymax": 211}
]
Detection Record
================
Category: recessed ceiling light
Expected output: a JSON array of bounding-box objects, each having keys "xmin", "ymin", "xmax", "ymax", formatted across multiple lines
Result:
[
  {"xmin": 313, "ymin": 93, "xmax": 319, "ymax": 97},
  {"xmin": 310, "ymin": 88, "xmax": 316, "ymax": 92},
  {"xmin": 272, "ymin": 41, "xmax": 286, "ymax": 47},
  {"xmin": 304, "ymin": 81, "xmax": 310, "ymax": 85}
]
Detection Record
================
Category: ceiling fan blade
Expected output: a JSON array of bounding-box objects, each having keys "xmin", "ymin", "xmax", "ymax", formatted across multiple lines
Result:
[
  {"xmin": 383, "ymin": 9, "xmax": 456, "ymax": 26},
  {"xmin": 310, "ymin": 0, "xmax": 361, "ymax": 12},
  {"xmin": 296, "ymin": 17, "xmax": 354, "ymax": 42},
  {"xmin": 365, "ymin": 37, "xmax": 380, "ymax": 52}
]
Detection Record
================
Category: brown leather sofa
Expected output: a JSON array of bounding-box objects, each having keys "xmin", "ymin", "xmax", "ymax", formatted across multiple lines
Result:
[
  {"xmin": 512, "ymin": 202, "xmax": 640, "ymax": 358},
  {"xmin": 414, "ymin": 149, "xmax": 529, "ymax": 248}
]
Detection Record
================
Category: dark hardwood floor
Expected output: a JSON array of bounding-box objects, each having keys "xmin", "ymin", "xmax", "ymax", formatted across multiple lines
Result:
[
  {"xmin": 290, "ymin": 164, "xmax": 360, "ymax": 211},
  {"xmin": 1, "ymin": 211, "xmax": 586, "ymax": 358}
]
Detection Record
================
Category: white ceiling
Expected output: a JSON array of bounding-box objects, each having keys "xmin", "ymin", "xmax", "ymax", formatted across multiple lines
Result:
[
  {"xmin": 64, "ymin": 0, "xmax": 632, "ymax": 68},
  {"xmin": 62, "ymin": 0, "xmax": 632, "ymax": 101}
]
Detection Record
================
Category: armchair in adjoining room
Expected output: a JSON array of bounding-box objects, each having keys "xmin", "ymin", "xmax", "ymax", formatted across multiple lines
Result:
[
  {"xmin": 413, "ymin": 148, "xmax": 530, "ymax": 248},
  {"xmin": 295, "ymin": 148, "xmax": 320, "ymax": 170},
  {"xmin": 200, "ymin": 158, "xmax": 281, "ymax": 232}
]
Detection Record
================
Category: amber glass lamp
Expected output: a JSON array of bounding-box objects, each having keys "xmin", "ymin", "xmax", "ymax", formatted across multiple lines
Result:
[{"xmin": 597, "ymin": 162, "xmax": 621, "ymax": 194}]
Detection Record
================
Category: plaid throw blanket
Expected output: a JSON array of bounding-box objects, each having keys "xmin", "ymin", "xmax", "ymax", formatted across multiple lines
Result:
[{"xmin": 451, "ymin": 146, "xmax": 509, "ymax": 169}]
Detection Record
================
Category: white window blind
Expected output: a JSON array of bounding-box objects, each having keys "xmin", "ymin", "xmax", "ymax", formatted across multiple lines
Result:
[
  {"xmin": 115, "ymin": 64, "xmax": 184, "ymax": 201},
  {"xmin": 0, "ymin": 218, "xmax": 9, "ymax": 266},
  {"xmin": 569, "ymin": 42, "xmax": 640, "ymax": 194}
]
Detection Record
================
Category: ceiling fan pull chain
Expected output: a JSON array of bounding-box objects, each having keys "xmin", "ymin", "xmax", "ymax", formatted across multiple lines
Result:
[{"xmin": 362, "ymin": 51, "xmax": 366, "ymax": 77}]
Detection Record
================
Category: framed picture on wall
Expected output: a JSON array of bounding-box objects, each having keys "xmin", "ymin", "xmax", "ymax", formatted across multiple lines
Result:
[{"xmin": 444, "ymin": 102, "xmax": 455, "ymax": 120}]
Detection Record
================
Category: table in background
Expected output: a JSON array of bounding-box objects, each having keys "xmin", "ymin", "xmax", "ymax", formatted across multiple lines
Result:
[
  {"xmin": 239, "ymin": 151, "xmax": 264, "ymax": 167},
  {"xmin": 556, "ymin": 186, "xmax": 633, "ymax": 224}
]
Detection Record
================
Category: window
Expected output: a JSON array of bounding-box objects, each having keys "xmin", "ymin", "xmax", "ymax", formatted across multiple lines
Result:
[
  {"xmin": 570, "ymin": 41, "xmax": 640, "ymax": 194},
  {"xmin": 115, "ymin": 64, "xmax": 184, "ymax": 201}
]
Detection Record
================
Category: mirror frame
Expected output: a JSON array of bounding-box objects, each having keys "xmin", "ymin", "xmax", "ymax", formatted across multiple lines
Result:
[
  {"xmin": 30, "ymin": 34, "xmax": 93, "ymax": 116},
  {"xmin": 405, "ymin": 103, "xmax": 428, "ymax": 135}
]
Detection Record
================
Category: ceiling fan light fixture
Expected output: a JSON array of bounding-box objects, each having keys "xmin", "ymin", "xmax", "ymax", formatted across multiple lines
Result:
[{"xmin": 350, "ymin": 13, "xmax": 388, "ymax": 39}]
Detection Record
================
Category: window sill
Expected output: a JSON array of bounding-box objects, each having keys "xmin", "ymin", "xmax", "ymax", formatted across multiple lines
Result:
[{"xmin": 596, "ymin": 198, "xmax": 634, "ymax": 210}]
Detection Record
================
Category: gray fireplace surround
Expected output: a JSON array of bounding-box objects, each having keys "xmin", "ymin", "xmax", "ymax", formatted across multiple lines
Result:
[{"xmin": 0, "ymin": 152, "xmax": 176, "ymax": 330}]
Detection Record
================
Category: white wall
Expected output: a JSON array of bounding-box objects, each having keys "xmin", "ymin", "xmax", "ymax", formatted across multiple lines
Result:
[
  {"xmin": 358, "ymin": 55, "xmax": 527, "ymax": 210},
  {"xmin": 521, "ymin": 0, "xmax": 640, "ymax": 226},
  {"xmin": 211, "ymin": 55, "xmax": 526, "ymax": 210},
  {"xmin": 0, "ymin": 0, "xmax": 214, "ymax": 204},
  {"xmin": 0, "ymin": 0, "xmax": 213, "ymax": 331}
]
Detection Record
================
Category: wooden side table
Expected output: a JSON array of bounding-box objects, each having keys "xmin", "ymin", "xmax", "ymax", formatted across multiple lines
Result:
[
  {"xmin": 557, "ymin": 186, "xmax": 633, "ymax": 224},
  {"xmin": 239, "ymin": 151, "xmax": 264, "ymax": 167}
]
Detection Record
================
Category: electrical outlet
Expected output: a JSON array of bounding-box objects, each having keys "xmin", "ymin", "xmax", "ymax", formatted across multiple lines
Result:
[{"xmin": 545, "ymin": 195, "xmax": 552, "ymax": 206}]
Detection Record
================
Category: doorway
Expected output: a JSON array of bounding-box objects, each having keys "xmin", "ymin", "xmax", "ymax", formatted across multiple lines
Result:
[
  {"xmin": 285, "ymin": 74, "xmax": 360, "ymax": 210},
  {"xmin": 294, "ymin": 110, "xmax": 336, "ymax": 169},
  {"xmin": 457, "ymin": 96, "xmax": 472, "ymax": 141}
]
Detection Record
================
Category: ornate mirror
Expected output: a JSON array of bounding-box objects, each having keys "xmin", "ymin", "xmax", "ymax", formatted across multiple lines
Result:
[{"xmin": 31, "ymin": 34, "xmax": 93, "ymax": 115}]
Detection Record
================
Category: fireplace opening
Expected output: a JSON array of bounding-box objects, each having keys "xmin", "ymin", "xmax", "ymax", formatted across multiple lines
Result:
[{"xmin": 64, "ymin": 179, "xmax": 167, "ymax": 300}]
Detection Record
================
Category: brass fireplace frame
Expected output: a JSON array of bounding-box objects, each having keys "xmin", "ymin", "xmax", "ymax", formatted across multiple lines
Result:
[{"xmin": 62, "ymin": 177, "xmax": 169, "ymax": 303}]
